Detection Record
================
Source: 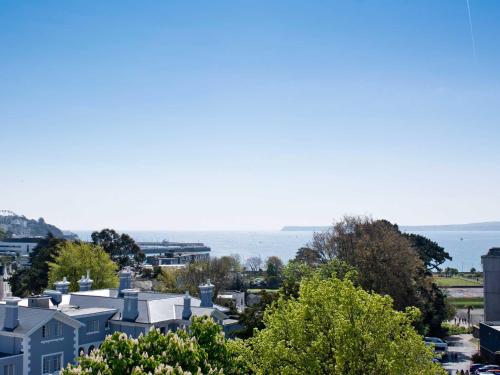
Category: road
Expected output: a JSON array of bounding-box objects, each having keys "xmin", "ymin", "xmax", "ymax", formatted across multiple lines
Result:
[{"xmin": 441, "ymin": 334, "xmax": 478, "ymax": 374}]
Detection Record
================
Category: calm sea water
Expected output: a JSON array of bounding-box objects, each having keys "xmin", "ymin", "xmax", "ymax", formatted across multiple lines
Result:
[{"xmin": 74, "ymin": 230, "xmax": 500, "ymax": 271}]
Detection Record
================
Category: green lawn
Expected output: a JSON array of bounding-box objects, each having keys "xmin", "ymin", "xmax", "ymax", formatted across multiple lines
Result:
[
  {"xmin": 433, "ymin": 276, "xmax": 482, "ymax": 287},
  {"xmin": 448, "ymin": 297, "xmax": 484, "ymax": 309}
]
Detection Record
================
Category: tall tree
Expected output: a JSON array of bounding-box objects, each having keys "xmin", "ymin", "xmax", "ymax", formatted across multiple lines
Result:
[
  {"xmin": 48, "ymin": 242, "xmax": 118, "ymax": 292},
  {"xmin": 245, "ymin": 256, "xmax": 262, "ymax": 272},
  {"xmin": 265, "ymin": 256, "xmax": 284, "ymax": 288},
  {"xmin": 91, "ymin": 229, "xmax": 145, "ymax": 270},
  {"xmin": 9, "ymin": 233, "xmax": 66, "ymax": 297},
  {"xmin": 306, "ymin": 216, "xmax": 454, "ymax": 335},
  {"xmin": 0, "ymin": 228, "xmax": 6, "ymax": 240},
  {"xmin": 250, "ymin": 274, "xmax": 445, "ymax": 375},
  {"xmin": 402, "ymin": 232, "xmax": 452, "ymax": 273}
]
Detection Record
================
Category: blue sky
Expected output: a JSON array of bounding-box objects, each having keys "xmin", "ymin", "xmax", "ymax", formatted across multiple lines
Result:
[{"xmin": 1, "ymin": 1, "xmax": 500, "ymax": 230}]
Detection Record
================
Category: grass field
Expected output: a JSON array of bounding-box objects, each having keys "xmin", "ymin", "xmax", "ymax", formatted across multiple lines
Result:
[
  {"xmin": 433, "ymin": 276, "xmax": 482, "ymax": 287},
  {"xmin": 448, "ymin": 297, "xmax": 484, "ymax": 308}
]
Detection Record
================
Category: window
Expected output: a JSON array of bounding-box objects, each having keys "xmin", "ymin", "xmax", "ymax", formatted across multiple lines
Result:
[
  {"xmin": 42, "ymin": 324, "xmax": 52, "ymax": 338},
  {"xmin": 42, "ymin": 354, "xmax": 62, "ymax": 374},
  {"xmin": 87, "ymin": 319, "xmax": 99, "ymax": 333},
  {"xmin": 104, "ymin": 321, "xmax": 110, "ymax": 330},
  {"xmin": 3, "ymin": 364, "xmax": 15, "ymax": 375},
  {"xmin": 55, "ymin": 322, "xmax": 63, "ymax": 337}
]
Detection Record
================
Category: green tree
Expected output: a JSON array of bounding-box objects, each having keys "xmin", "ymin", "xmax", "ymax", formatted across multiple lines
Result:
[
  {"xmin": 9, "ymin": 234, "xmax": 66, "ymax": 297},
  {"xmin": 0, "ymin": 228, "xmax": 6, "ymax": 241},
  {"xmin": 402, "ymin": 232, "xmax": 451, "ymax": 273},
  {"xmin": 237, "ymin": 290, "xmax": 279, "ymax": 338},
  {"xmin": 48, "ymin": 242, "xmax": 118, "ymax": 292},
  {"xmin": 265, "ymin": 256, "xmax": 283, "ymax": 288},
  {"xmin": 91, "ymin": 229, "xmax": 145, "ymax": 270},
  {"xmin": 250, "ymin": 274, "xmax": 445, "ymax": 375},
  {"xmin": 307, "ymin": 216, "xmax": 454, "ymax": 335},
  {"xmin": 63, "ymin": 316, "xmax": 250, "ymax": 374}
]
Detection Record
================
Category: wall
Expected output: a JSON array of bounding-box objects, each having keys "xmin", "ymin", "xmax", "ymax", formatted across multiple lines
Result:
[
  {"xmin": 0, "ymin": 354, "xmax": 23, "ymax": 375},
  {"xmin": 75, "ymin": 313, "xmax": 114, "ymax": 346},
  {"xmin": 110, "ymin": 322, "xmax": 149, "ymax": 338},
  {"xmin": 0, "ymin": 336, "xmax": 22, "ymax": 355},
  {"xmin": 28, "ymin": 318, "xmax": 76, "ymax": 375},
  {"xmin": 480, "ymin": 323, "xmax": 500, "ymax": 363}
]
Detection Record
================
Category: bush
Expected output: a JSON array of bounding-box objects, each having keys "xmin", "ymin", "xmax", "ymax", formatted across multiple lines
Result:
[{"xmin": 442, "ymin": 323, "xmax": 472, "ymax": 335}]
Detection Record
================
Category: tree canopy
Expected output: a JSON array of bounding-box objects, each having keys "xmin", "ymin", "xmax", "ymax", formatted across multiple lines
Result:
[
  {"xmin": 9, "ymin": 234, "xmax": 66, "ymax": 297},
  {"xmin": 62, "ymin": 316, "xmax": 250, "ymax": 375},
  {"xmin": 250, "ymin": 274, "xmax": 445, "ymax": 375},
  {"xmin": 91, "ymin": 228, "xmax": 145, "ymax": 270},
  {"xmin": 48, "ymin": 242, "xmax": 118, "ymax": 292},
  {"xmin": 0, "ymin": 228, "xmax": 6, "ymax": 241},
  {"xmin": 298, "ymin": 216, "xmax": 454, "ymax": 335}
]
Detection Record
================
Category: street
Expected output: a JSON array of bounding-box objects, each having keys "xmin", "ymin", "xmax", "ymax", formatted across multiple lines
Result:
[{"xmin": 441, "ymin": 334, "xmax": 478, "ymax": 374}]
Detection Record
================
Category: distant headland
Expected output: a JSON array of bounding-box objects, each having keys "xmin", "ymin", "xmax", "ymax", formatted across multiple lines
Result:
[{"xmin": 282, "ymin": 221, "xmax": 500, "ymax": 232}]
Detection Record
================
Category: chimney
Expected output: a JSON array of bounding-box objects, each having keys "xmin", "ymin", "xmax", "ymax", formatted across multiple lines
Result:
[
  {"xmin": 28, "ymin": 296, "xmax": 50, "ymax": 308},
  {"xmin": 182, "ymin": 291, "xmax": 192, "ymax": 320},
  {"xmin": 44, "ymin": 290, "xmax": 62, "ymax": 306},
  {"xmin": 122, "ymin": 289, "xmax": 139, "ymax": 322},
  {"xmin": 3, "ymin": 297, "xmax": 21, "ymax": 331},
  {"xmin": 78, "ymin": 271, "xmax": 93, "ymax": 292},
  {"xmin": 199, "ymin": 280, "xmax": 214, "ymax": 308},
  {"xmin": 55, "ymin": 277, "xmax": 70, "ymax": 294},
  {"xmin": 119, "ymin": 268, "xmax": 132, "ymax": 297}
]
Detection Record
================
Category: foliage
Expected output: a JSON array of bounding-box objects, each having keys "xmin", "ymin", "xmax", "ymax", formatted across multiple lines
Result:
[
  {"xmin": 249, "ymin": 275, "xmax": 445, "ymax": 375},
  {"xmin": 442, "ymin": 323, "xmax": 472, "ymax": 335},
  {"xmin": 448, "ymin": 297, "xmax": 483, "ymax": 308},
  {"xmin": 304, "ymin": 216, "xmax": 455, "ymax": 335},
  {"xmin": 9, "ymin": 234, "xmax": 66, "ymax": 297},
  {"xmin": 91, "ymin": 229, "xmax": 145, "ymax": 270},
  {"xmin": 265, "ymin": 256, "xmax": 283, "ymax": 288},
  {"xmin": 402, "ymin": 232, "xmax": 451, "ymax": 272},
  {"xmin": 0, "ymin": 228, "xmax": 5, "ymax": 241},
  {"xmin": 294, "ymin": 247, "xmax": 321, "ymax": 266},
  {"xmin": 48, "ymin": 242, "xmax": 118, "ymax": 292},
  {"xmin": 63, "ymin": 316, "xmax": 250, "ymax": 375},
  {"xmin": 281, "ymin": 259, "xmax": 356, "ymax": 299},
  {"xmin": 444, "ymin": 267, "xmax": 459, "ymax": 277},
  {"xmin": 245, "ymin": 256, "xmax": 262, "ymax": 272},
  {"xmin": 155, "ymin": 256, "xmax": 244, "ymax": 296},
  {"xmin": 237, "ymin": 290, "xmax": 279, "ymax": 338}
]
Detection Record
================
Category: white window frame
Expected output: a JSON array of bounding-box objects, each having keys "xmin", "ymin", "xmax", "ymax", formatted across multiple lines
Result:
[
  {"xmin": 41, "ymin": 351, "xmax": 63, "ymax": 375},
  {"xmin": 86, "ymin": 319, "xmax": 99, "ymax": 334}
]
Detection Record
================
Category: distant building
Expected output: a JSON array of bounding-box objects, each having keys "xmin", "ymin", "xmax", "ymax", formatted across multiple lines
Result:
[
  {"xmin": 0, "ymin": 270, "xmax": 240, "ymax": 375},
  {"xmin": 139, "ymin": 240, "xmax": 210, "ymax": 266},
  {"xmin": 217, "ymin": 291, "xmax": 245, "ymax": 313},
  {"xmin": 482, "ymin": 248, "xmax": 500, "ymax": 322},
  {"xmin": 479, "ymin": 248, "xmax": 500, "ymax": 361},
  {"xmin": 0, "ymin": 238, "xmax": 42, "ymax": 258}
]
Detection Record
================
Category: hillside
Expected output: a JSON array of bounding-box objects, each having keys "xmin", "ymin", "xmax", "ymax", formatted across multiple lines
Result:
[{"xmin": 0, "ymin": 211, "xmax": 69, "ymax": 238}]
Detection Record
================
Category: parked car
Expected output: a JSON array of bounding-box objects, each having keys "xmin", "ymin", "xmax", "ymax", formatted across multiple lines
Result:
[
  {"xmin": 424, "ymin": 337, "xmax": 448, "ymax": 354},
  {"xmin": 475, "ymin": 365, "xmax": 500, "ymax": 374},
  {"xmin": 471, "ymin": 364, "xmax": 485, "ymax": 373}
]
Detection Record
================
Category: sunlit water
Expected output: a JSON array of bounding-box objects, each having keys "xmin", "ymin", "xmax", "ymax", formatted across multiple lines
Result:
[{"xmin": 74, "ymin": 230, "xmax": 500, "ymax": 271}]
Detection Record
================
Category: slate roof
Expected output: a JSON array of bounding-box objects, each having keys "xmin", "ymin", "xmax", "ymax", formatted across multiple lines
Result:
[
  {"xmin": 0, "ymin": 305, "xmax": 59, "ymax": 335},
  {"xmin": 68, "ymin": 289, "xmax": 229, "ymax": 324}
]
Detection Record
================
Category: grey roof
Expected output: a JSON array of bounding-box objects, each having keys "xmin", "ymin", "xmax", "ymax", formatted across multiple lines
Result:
[
  {"xmin": 63, "ymin": 307, "xmax": 117, "ymax": 317},
  {"xmin": 68, "ymin": 289, "xmax": 229, "ymax": 324},
  {"xmin": 0, "ymin": 305, "xmax": 59, "ymax": 335}
]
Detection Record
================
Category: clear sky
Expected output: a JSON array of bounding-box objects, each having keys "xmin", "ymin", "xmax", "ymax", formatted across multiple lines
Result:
[{"xmin": 1, "ymin": 0, "xmax": 500, "ymax": 230}]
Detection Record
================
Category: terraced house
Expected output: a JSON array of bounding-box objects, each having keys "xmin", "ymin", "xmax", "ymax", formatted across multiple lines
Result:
[{"xmin": 0, "ymin": 270, "xmax": 239, "ymax": 374}]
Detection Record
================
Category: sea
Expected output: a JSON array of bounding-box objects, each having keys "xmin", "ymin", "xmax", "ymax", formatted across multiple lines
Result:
[{"xmin": 73, "ymin": 230, "xmax": 500, "ymax": 271}]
